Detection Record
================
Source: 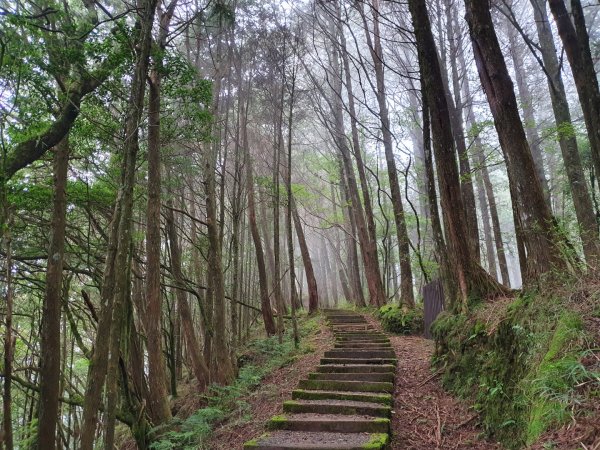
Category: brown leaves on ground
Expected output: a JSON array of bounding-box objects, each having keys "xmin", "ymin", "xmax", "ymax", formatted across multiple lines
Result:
[
  {"xmin": 205, "ymin": 319, "xmax": 334, "ymax": 449},
  {"xmin": 388, "ymin": 334, "xmax": 500, "ymax": 450}
]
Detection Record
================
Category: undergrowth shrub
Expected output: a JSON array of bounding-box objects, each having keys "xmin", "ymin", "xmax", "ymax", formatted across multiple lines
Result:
[
  {"xmin": 377, "ymin": 304, "xmax": 423, "ymax": 335},
  {"xmin": 149, "ymin": 314, "xmax": 320, "ymax": 449}
]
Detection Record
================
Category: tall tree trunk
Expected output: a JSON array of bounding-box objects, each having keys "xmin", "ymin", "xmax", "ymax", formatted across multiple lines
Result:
[
  {"xmin": 80, "ymin": 1, "xmax": 157, "ymax": 447},
  {"xmin": 364, "ymin": 0, "xmax": 414, "ymax": 307},
  {"xmin": 443, "ymin": 0, "xmax": 481, "ymax": 263},
  {"xmin": 335, "ymin": 1, "xmax": 378, "ymax": 248},
  {"xmin": 530, "ymin": 0, "xmax": 600, "ymax": 267},
  {"xmin": 547, "ymin": 0, "xmax": 600, "ymax": 189},
  {"xmin": 165, "ymin": 194, "xmax": 210, "ymax": 389},
  {"xmin": 339, "ymin": 164, "xmax": 367, "ymax": 307},
  {"xmin": 36, "ymin": 137, "xmax": 69, "ymax": 449},
  {"xmin": 242, "ymin": 103, "xmax": 277, "ymax": 334},
  {"xmin": 144, "ymin": 3, "xmax": 174, "ymax": 420},
  {"xmin": 506, "ymin": 22, "xmax": 551, "ymax": 208},
  {"xmin": 324, "ymin": 8, "xmax": 385, "ymax": 307},
  {"xmin": 286, "ymin": 57, "xmax": 300, "ymax": 346},
  {"xmin": 455, "ymin": 20, "xmax": 511, "ymax": 285},
  {"xmin": 273, "ymin": 83, "xmax": 285, "ymax": 342},
  {"xmin": 291, "ymin": 196, "xmax": 320, "ymax": 313},
  {"xmin": 408, "ymin": 0, "xmax": 503, "ymax": 311},
  {"xmin": 464, "ymin": 0, "xmax": 569, "ymax": 281},
  {"xmin": 2, "ymin": 210, "xmax": 14, "ymax": 450}
]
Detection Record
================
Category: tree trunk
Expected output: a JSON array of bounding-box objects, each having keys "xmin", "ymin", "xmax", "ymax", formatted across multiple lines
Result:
[
  {"xmin": 443, "ymin": 0, "xmax": 481, "ymax": 263},
  {"xmin": 530, "ymin": 0, "xmax": 600, "ymax": 267},
  {"xmin": 165, "ymin": 194, "xmax": 210, "ymax": 389},
  {"xmin": 291, "ymin": 196, "xmax": 320, "ymax": 313},
  {"xmin": 325, "ymin": 10, "xmax": 385, "ymax": 306},
  {"xmin": 80, "ymin": 0, "xmax": 157, "ymax": 446},
  {"xmin": 364, "ymin": 0, "xmax": 414, "ymax": 307},
  {"xmin": 464, "ymin": 0, "xmax": 569, "ymax": 281},
  {"xmin": 242, "ymin": 103, "xmax": 277, "ymax": 334},
  {"xmin": 36, "ymin": 137, "xmax": 69, "ymax": 449},
  {"xmin": 547, "ymin": 0, "xmax": 600, "ymax": 190},
  {"xmin": 455, "ymin": 21, "xmax": 511, "ymax": 286},
  {"xmin": 506, "ymin": 22, "xmax": 551, "ymax": 208},
  {"xmin": 2, "ymin": 210, "xmax": 14, "ymax": 450},
  {"xmin": 144, "ymin": 51, "xmax": 171, "ymax": 427},
  {"xmin": 408, "ymin": 0, "xmax": 504, "ymax": 311}
]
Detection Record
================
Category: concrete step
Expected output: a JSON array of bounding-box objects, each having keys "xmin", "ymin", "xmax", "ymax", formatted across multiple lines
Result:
[
  {"xmin": 316, "ymin": 364, "xmax": 397, "ymax": 374},
  {"xmin": 308, "ymin": 372, "xmax": 394, "ymax": 383},
  {"xmin": 282, "ymin": 399, "xmax": 391, "ymax": 418},
  {"xmin": 321, "ymin": 357, "xmax": 398, "ymax": 365},
  {"xmin": 267, "ymin": 413, "xmax": 390, "ymax": 433},
  {"xmin": 324, "ymin": 349, "xmax": 396, "ymax": 359},
  {"xmin": 333, "ymin": 342, "xmax": 392, "ymax": 350},
  {"xmin": 244, "ymin": 431, "xmax": 390, "ymax": 449},
  {"xmin": 298, "ymin": 379, "xmax": 393, "ymax": 393},
  {"xmin": 292, "ymin": 389, "xmax": 392, "ymax": 405}
]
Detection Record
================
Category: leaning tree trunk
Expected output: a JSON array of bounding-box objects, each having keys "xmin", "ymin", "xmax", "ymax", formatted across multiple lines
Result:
[
  {"xmin": 443, "ymin": 0, "xmax": 481, "ymax": 263},
  {"xmin": 464, "ymin": 0, "xmax": 569, "ymax": 281},
  {"xmin": 291, "ymin": 196, "xmax": 320, "ymax": 313}
]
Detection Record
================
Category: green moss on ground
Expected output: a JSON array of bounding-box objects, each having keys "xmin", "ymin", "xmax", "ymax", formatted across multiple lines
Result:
[{"xmin": 431, "ymin": 288, "xmax": 598, "ymax": 449}]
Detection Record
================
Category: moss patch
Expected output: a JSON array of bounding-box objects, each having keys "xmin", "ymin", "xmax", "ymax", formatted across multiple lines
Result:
[{"xmin": 432, "ymin": 289, "xmax": 597, "ymax": 449}]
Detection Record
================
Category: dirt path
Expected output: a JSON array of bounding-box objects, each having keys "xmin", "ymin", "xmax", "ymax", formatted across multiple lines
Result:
[{"xmin": 389, "ymin": 334, "xmax": 500, "ymax": 449}]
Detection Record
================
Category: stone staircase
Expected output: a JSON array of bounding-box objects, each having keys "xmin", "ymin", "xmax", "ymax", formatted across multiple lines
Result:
[{"xmin": 244, "ymin": 310, "xmax": 396, "ymax": 449}]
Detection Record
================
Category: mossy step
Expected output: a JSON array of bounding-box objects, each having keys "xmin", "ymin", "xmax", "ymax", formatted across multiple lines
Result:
[
  {"xmin": 299, "ymin": 379, "xmax": 394, "ymax": 393},
  {"xmin": 334, "ymin": 343, "xmax": 392, "ymax": 349},
  {"xmin": 321, "ymin": 357, "xmax": 398, "ymax": 365},
  {"xmin": 317, "ymin": 364, "xmax": 396, "ymax": 374},
  {"xmin": 335, "ymin": 339, "xmax": 390, "ymax": 345},
  {"xmin": 335, "ymin": 333, "xmax": 387, "ymax": 338},
  {"xmin": 292, "ymin": 389, "xmax": 393, "ymax": 405},
  {"xmin": 268, "ymin": 414, "xmax": 391, "ymax": 433},
  {"xmin": 243, "ymin": 431, "xmax": 390, "ymax": 449},
  {"xmin": 282, "ymin": 400, "xmax": 391, "ymax": 418},
  {"xmin": 334, "ymin": 345, "xmax": 392, "ymax": 350},
  {"xmin": 308, "ymin": 372, "xmax": 394, "ymax": 383},
  {"xmin": 324, "ymin": 350, "xmax": 396, "ymax": 359},
  {"xmin": 334, "ymin": 332, "xmax": 385, "ymax": 336},
  {"xmin": 327, "ymin": 316, "xmax": 366, "ymax": 322}
]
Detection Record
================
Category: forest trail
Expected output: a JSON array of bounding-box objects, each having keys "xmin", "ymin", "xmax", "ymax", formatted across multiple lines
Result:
[
  {"xmin": 239, "ymin": 311, "xmax": 500, "ymax": 450},
  {"xmin": 243, "ymin": 310, "xmax": 394, "ymax": 449}
]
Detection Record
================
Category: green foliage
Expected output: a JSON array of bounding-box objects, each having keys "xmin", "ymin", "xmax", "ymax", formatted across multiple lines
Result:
[
  {"xmin": 377, "ymin": 304, "xmax": 423, "ymax": 335},
  {"xmin": 431, "ymin": 291, "xmax": 598, "ymax": 449}
]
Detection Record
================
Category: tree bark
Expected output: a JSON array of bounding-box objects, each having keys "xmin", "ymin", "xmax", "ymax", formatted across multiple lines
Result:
[
  {"xmin": 242, "ymin": 102, "xmax": 277, "ymax": 333},
  {"xmin": 464, "ymin": 0, "xmax": 569, "ymax": 281},
  {"xmin": 165, "ymin": 195, "xmax": 210, "ymax": 389},
  {"xmin": 443, "ymin": 0, "xmax": 481, "ymax": 262},
  {"xmin": 408, "ymin": 0, "xmax": 504, "ymax": 311},
  {"xmin": 36, "ymin": 137, "xmax": 69, "ymax": 449},
  {"xmin": 530, "ymin": 0, "xmax": 600, "ymax": 267},
  {"xmin": 547, "ymin": 0, "xmax": 600, "ymax": 191},
  {"xmin": 80, "ymin": 1, "xmax": 157, "ymax": 446},
  {"xmin": 144, "ymin": 7, "xmax": 173, "ymax": 420},
  {"xmin": 364, "ymin": 0, "xmax": 414, "ymax": 307}
]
